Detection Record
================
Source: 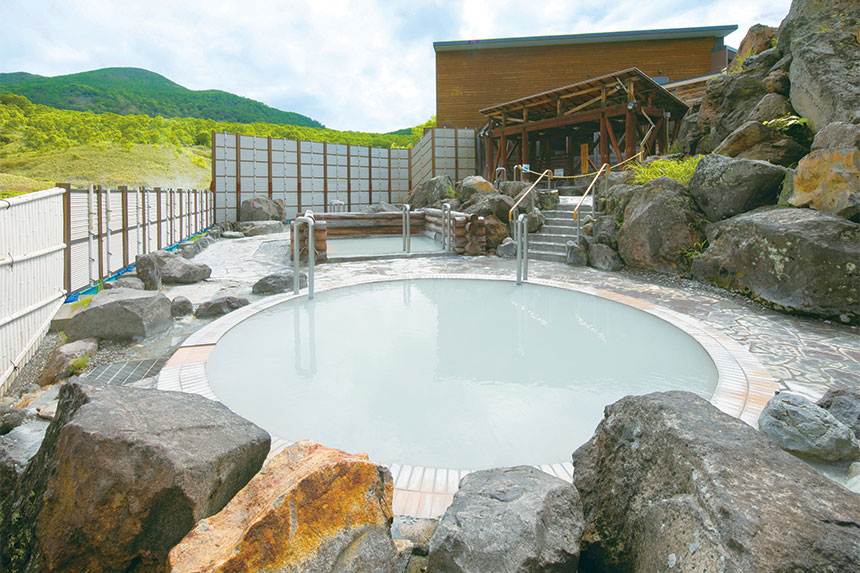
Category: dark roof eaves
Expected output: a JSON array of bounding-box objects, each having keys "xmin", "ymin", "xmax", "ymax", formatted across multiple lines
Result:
[{"xmin": 434, "ymin": 25, "xmax": 738, "ymax": 52}]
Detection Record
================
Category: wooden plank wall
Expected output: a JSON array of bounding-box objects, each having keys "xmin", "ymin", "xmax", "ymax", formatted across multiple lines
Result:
[{"xmin": 436, "ymin": 37, "xmax": 716, "ymax": 128}]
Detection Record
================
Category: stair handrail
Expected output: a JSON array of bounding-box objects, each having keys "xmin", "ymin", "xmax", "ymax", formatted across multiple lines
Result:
[
  {"xmin": 508, "ymin": 168, "xmax": 553, "ymax": 222},
  {"xmin": 572, "ymin": 163, "xmax": 610, "ymax": 222}
]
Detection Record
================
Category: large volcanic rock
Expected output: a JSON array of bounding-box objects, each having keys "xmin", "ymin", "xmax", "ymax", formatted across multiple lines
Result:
[
  {"xmin": 778, "ymin": 1, "xmax": 860, "ymax": 132},
  {"xmin": 428, "ymin": 466, "xmax": 583, "ymax": 572},
  {"xmin": 818, "ymin": 388, "xmax": 860, "ymax": 440},
  {"xmin": 712, "ymin": 120, "xmax": 808, "ymax": 167},
  {"xmin": 465, "ymin": 192, "xmax": 517, "ymax": 222},
  {"xmin": 573, "ymin": 391, "xmax": 860, "ymax": 572},
  {"xmin": 240, "ymin": 196, "xmax": 285, "ymax": 222},
  {"xmin": 168, "ymin": 441, "xmax": 399, "ymax": 572},
  {"xmin": 482, "ymin": 215, "xmax": 509, "ymax": 250},
  {"xmin": 691, "ymin": 207, "xmax": 860, "ymax": 323},
  {"xmin": 407, "ymin": 175, "xmax": 455, "ymax": 209},
  {"xmin": 154, "ymin": 250, "xmax": 212, "ymax": 284},
  {"xmin": 0, "ymin": 381, "xmax": 270, "ymax": 572},
  {"xmin": 727, "ymin": 24, "xmax": 776, "ymax": 74},
  {"xmin": 758, "ymin": 393, "xmax": 860, "ymax": 461},
  {"xmin": 616, "ymin": 177, "xmax": 708, "ymax": 274},
  {"xmin": 35, "ymin": 338, "xmax": 98, "ymax": 386},
  {"xmin": 458, "ymin": 175, "xmax": 497, "ymax": 203},
  {"xmin": 688, "ymin": 154, "xmax": 787, "ymax": 221},
  {"xmin": 63, "ymin": 288, "xmax": 172, "ymax": 341},
  {"xmin": 594, "ymin": 183, "xmax": 640, "ymax": 220}
]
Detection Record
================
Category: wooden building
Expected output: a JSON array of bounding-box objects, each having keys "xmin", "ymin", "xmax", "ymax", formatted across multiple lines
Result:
[
  {"xmin": 481, "ymin": 68, "xmax": 688, "ymax": 180},
  {"xmin": 435, "ymin": 25, "xmax": 736, "ymax": 129}
]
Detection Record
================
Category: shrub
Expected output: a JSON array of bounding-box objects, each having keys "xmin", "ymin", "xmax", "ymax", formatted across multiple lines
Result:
[
  {"xmin": 628, "ymin": 156, "xmax": 703, "ymax": 185},
  {"xmin": 68, "ymin": 353, "xmax": 90, "ymax": 375}
]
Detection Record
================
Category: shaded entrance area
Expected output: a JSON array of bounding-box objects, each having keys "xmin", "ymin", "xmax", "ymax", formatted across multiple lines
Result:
[{"xmin": 480, "ymin": 68, "xmax": 689, "ymax": 180}]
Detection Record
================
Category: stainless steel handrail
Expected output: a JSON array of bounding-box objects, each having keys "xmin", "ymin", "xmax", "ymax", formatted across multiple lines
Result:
[
  {"xmin": 441, "ymin": 203, "xmax": 452, "ymax": 251},
  {"xmin": 402, "ymin": 204, "xmax": 411, "ymax": 253},
  {"xmin": 573, "ymin": 163, "xmax": 610, "ymax": 244},
  {"xmin": 494, "ymin": 166, "xmax": 507, "ymax": 183},
  {"xmin": 508, "ymin": 168, "xmax": 553, "ymax": 223},
  {"xmin": 292, "ymin": 210, "xmax": 315, "ymax": 299},
  {"xmin": 515, "ymin": 213, "xmax": 529, "ymax": 284}
]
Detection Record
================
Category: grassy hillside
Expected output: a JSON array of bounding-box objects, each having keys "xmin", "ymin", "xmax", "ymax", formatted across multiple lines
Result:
[
  {"xmin": 0, "ymin": 67, "xmax": 324, "ymax": 128},
  {"xmin": 0, "ymin": 145, "xmax": 210, "ymax": 191},
  {"xmin": 0, "ymin": 95, "xmax": 426, "ymax": 192}
]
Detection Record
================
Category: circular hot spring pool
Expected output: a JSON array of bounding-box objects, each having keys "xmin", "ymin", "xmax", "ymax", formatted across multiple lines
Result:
[{"xmin": 206, "ymin": 279, "xmax": 718, "ymax": 469}]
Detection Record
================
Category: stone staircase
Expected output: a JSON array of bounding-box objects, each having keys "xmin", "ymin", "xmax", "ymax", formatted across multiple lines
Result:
[{"xmin": 527, "ymin": 196, "xmax": 592, "ymax": 263}]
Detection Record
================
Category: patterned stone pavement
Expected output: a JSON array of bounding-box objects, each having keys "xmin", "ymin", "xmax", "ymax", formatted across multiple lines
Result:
[{"xmin": 165, "ymin": 233, "xmax": 859, "ymax": 401}]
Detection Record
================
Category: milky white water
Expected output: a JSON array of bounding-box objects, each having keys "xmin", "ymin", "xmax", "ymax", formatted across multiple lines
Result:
[{"xmin": 206, "ymin": 279, "xmax": 718, "ymax": 469}]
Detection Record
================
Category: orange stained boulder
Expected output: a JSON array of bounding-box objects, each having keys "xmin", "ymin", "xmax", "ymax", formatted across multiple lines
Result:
[{"xmin": 168, "ymin": 440, "xmax": 399, "ymax": 572}]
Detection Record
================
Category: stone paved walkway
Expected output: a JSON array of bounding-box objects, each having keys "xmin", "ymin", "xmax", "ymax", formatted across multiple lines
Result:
[{"xmin": 165, "ymin": 233, "xmax": 859, "ymax": 401}]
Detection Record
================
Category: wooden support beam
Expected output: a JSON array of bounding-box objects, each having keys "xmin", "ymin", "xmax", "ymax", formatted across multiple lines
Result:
[
  {"xmin": 599, "ymin": 113, "xmax": 610, "ymax": 166},
  {"xmin": 658, "ymin": 116, "xmax": 669, "ymax": 155},
  {"xmin": 625, "ymin": 108, "xmax": 637, "ymax": 161},
  {"xmin": 605, "ymin": 117, "xmax": 623, "ymax": 164},
  {"xmin": 580, "ymin": 144, "xmax": 589, "ymax": 175},
  {"xmin": 490, "ymin": 103, "xmax": 627, "ymax": 137},
  {"xmin": 499, "ymin": 131, "xmax": 507, "ymax": 174},
  {"xmin": 522, "ymin": 129, "xmax": 530, "ymax": 181}
]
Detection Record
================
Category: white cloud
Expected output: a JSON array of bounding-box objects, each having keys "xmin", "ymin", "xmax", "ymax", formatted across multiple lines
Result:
[{"xmin": 0, "ymin": 0, "xmax": 793, "ymax": 132}]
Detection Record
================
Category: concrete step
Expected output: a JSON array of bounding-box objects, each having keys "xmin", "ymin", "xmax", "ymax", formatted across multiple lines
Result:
[
  {"xmin": 528, "ymin": 241, "xmax": 566, "ymax": 254},
  {"xmin": 542, "ymin": 224, "xmax": 580, "ymax": 234},
  {"xmin": 526, "ymin": 250, "xmax": 568, "ymax": 264},
  {"xmin": 529, "ymin": 233, "xmax": 576, "ymax": 245},
  {"xmin": 543, "ymin": 216, "xmax": 577, "ymax": 226}
]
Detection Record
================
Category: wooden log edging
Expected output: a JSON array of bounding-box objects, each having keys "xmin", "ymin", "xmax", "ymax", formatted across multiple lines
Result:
[{"xmin": 423, "ymin": 207, "xmax": 486, "ymax": 256}]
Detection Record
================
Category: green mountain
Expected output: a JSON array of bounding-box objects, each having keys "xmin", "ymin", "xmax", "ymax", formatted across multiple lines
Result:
[{"xmin": 0, "ymin": 67, "xmax": 324, "ymax": 128}]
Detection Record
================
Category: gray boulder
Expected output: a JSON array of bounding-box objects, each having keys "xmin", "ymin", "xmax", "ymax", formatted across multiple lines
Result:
[
  {"xmin": 251, "ymin": 271, "xmax": 308, "ymax": 295},
  {"xmin": 691, "ymin": 207, "xmax": 860, "ymax": 323},
  {"xmin": 235, "ymin": 220, "xmax": 286, "ymax": 237},
  {"xmin": 617, "ymin": 177, "xmax": 708, "ymax": 274},
  {"xmin": 239, "ymin": 196, "xmax": 285, "ymax": 222},
  {"xmin": 483, "ymin": 215, "xmax": 509, "ymax": 250},
  {"xmin": 408, "ymin": 175, "xmax": 455, "ymax": 209},
  {"xmin": 154, "ymin": 250, "xmax": 212, "ymax": 284},
  {"xmin": 789, "ymin": 148, "xmax": 860, "ymax": 219},
  {"xmin": 170, "ymin": 296, "xmax": 193, "ymax": 318},
  {"xmin": 526, "ymin": 208, "xmax": 545, "ymax": 233},
  {"xmin": 458, "ymin": 175, "xmax": 497, "ymax": 203},
  {"xmin": 134, "ymin": 253, "xmax": 162, "ymax": 290},
  {"xmin": 818, "ymin": 389, "xmax": 860, "ymax": 440},
  {"xmin": 497, "ymin": 180, "xmax": 530, "ymax": 198},
  {"xmin": 593, "ymin": 215, "xmax": 619, "ymax": 249},
  {"xmin": 588, "ymin": 243, "xmax": 625, "ymax": 271},
  {"xmin": 761, "ymin": 69, "xmax": 790, "ymax": 95},
  {"xmin": 812, "ymin": 121, "xmax": 860, "ymax": 152},
  {"xmin": 104, "ymin": 276, "xmax": 145, "ymax": 290},
  {"xmin": 788, "ymin": 31, "xmax": 860, "ymax": 133},
  {"xmin": 745, "ymin": 93, "xmax": 794, "ymax": 123},
  {"xmin": 195, "ymin": 296, "xmax": 250, "ymax": 318},
  {"xmin": 221, "ymin": 231, "xmax": 245, "ymax": 239},
  {"xmin": 688, "ymin": 154, "xmax": 787, "ymax": 221},
  {"xmin": 428, "ymin": 466, "xmax": 583, "ymax": 572},
  {"xmin": 35, "ymin": 339, "xmax": 98, "ymax": 386},
  {"xmin": 712, "ymin": 120, "xmax": 808, "ymax": 167},
  {"xmin": 465, "ymin": 193, "xmax": 517, "ymax": 222},
  {"xmin": 759, "ymin": 393, "xmax": 860, "ymax": 461},
  {"xmin": 595, "ymin": 183, "xmax": 640, "ymax": 219},
  {"xmin": 566, "ymin": 241, "xmax": 588, "ymax": 265},
  {"xmin": 496, "ymin": 237, "xmax": 517, "ymax": 258},
  {"xmin": 0, "ymin": 381, "xmax": 270, "ymax": 572},
  {"xmin": 63, "ymin": 289, "xmax": 172, "ymax": 341},
  {"xmin": 0, "ymin": 405, "xmax": 29, "ymax": 436},
  {"xmin": 573, "ymin": 391, "xmax": 860, "ymax": 572}
]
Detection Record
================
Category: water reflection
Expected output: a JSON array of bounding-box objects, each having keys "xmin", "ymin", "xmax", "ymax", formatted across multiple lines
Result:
[{"xmin": 293, "ymin": 302, "xmax": 316, "ymax": 376}]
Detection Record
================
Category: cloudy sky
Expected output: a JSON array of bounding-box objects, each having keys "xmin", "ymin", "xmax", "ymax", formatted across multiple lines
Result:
[{"xmin": 1, "ymin": 0, "xmax": 792, "ymax": 132}]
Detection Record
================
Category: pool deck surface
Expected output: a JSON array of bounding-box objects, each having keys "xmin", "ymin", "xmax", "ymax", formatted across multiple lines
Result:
[{"xmin": 158, "ymin": 231, "xmax": 859, "ymax": 518}]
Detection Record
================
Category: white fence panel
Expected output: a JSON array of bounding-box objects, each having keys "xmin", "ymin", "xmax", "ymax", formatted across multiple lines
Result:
[{"xmin": 0, "ymin": 188, "xmax": 66, "ymax": 395}]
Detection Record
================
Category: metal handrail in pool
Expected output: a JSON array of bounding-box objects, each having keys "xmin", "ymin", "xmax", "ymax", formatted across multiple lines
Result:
[
  {"xmin": 292, "ymin": 211, "xmax": 315, "ymax": 299},
  {"xmin": 402, "ymin": 204, "xmax": 411, "ymax": 254},
  {"xmin": 515, "ymin": 212, "xmax": 529, "ymax": 284},
  {"xmin": 441, "ymin": 203, "xmax": 452, "ymax": 251}
]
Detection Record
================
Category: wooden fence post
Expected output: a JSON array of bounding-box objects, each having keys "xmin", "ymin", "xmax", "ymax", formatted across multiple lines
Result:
[
  {"xmin": 347, "ymin": 143, "xmax": 352, "ymax": 212},
  {"xmin": 155, "ymin": 187, "xmax": 162, "ymax": 249},
  {"xmin": 58, "ymin": 183, "xmax": 72, "ymax": 293},
  {"xmin": 296, "ymin": 142, "xmax": 303, "ymax": 214}
]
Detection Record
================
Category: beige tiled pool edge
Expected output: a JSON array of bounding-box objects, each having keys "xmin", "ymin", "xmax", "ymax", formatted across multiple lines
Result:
[{"xmin": 158, "ymin": 273, "xmax": 778, "ymax": 519}]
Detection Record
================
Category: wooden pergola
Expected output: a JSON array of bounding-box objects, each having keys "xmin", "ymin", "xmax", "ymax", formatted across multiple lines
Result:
[{"xmin": 480, "ymin": 68, "xmax": 689, "ymax": 180}]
